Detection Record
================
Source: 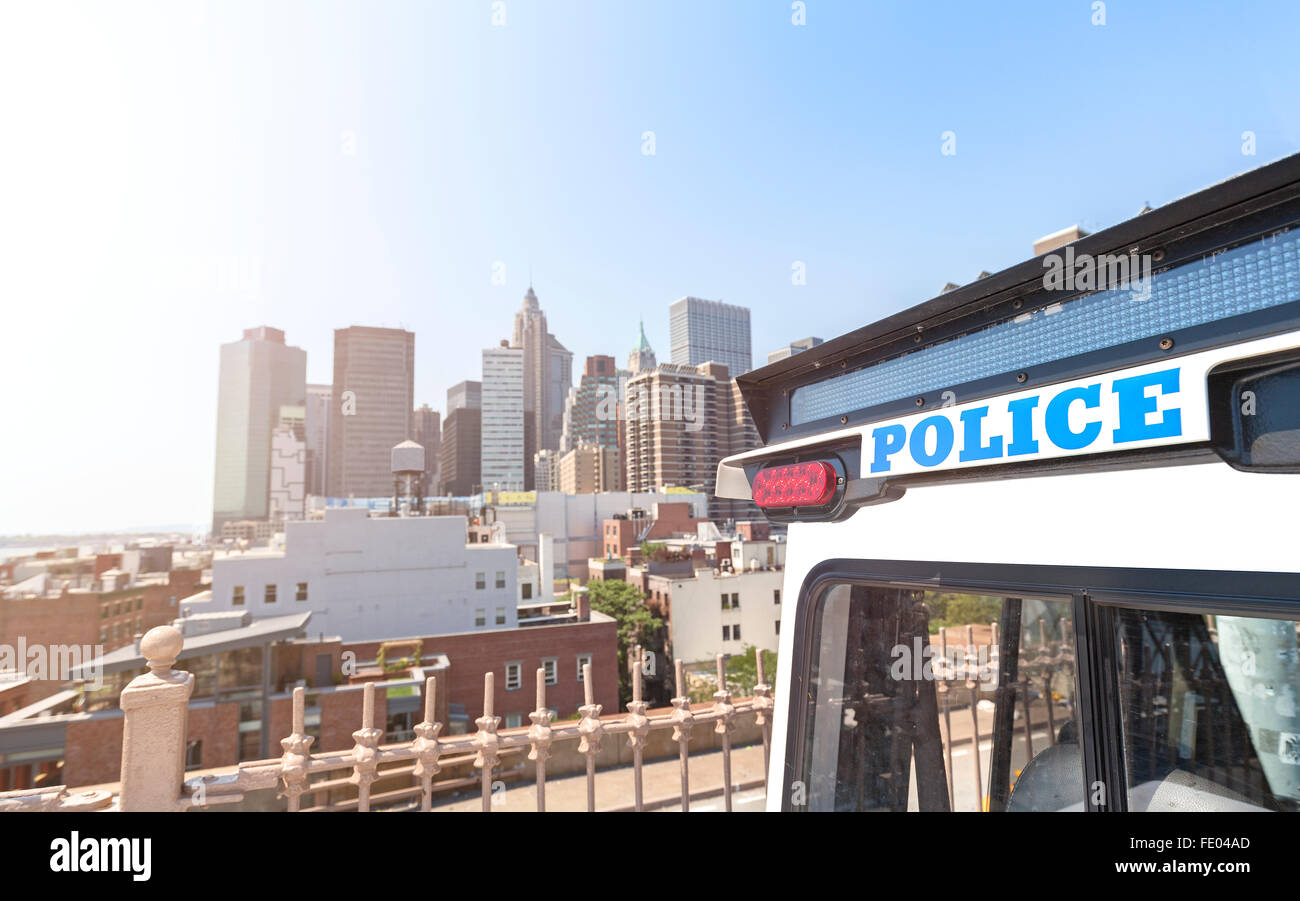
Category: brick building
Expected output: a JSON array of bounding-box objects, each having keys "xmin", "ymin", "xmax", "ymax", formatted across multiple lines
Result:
[
  {"xmin": 0, "ymin": 567, "xmax": 206, "ymax": 705},
  {"xmin": 0, "ymin": 600, "xmax": 618, "ymax": 791}
]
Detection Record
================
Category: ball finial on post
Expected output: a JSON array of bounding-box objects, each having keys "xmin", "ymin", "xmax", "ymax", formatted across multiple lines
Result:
[{"xmin": 140, "ymin": 625, "xmax": 183, "ymax": 673}]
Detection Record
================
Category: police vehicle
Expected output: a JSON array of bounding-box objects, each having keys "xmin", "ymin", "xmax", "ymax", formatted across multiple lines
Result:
[{"xmin": 717, "ymin": 154, "xmax": 1300, "ymax": 812}]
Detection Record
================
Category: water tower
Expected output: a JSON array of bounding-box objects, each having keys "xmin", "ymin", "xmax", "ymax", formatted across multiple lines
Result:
[{"xmin": 391, "ymin": 439, "xmax": 426, "ymax": 516}]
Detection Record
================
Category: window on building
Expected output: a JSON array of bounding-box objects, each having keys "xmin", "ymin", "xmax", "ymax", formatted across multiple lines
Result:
[
  {"xmin": 495, "ymin": 571, "xmax": 505, "ymax": 589},
  {"xmin": 264, "ymin": 584, "xmax": 277, "ymax": 604},
  {"xmin": 135, "ymin": 597, "xmax": 143, "ymax": 611},
  {"xmin": 722, "ymin": 625, "xmax": 731, "ymax": 641},
  {"xmin": 774, "ymin": 589, "xmax": 781, "ymax": 604},
  {"xmin": 185, "ymin": 739, "xmax": 203, "ymax": 770},
  {"xmin": 775, "ymin": 620, "xmax": 781, "ymax": 635},
  {"xmin": 504, "ymin": 712, "xmax": 522, "ymax": 729},
  {"xmin": 733, "ymin": 624, "xmax": 741, "ymax": 641},
  {"xmin": 232, "ymin": 586, "xmax": 245, "ymax": 606},
  {"xmin": 98, "ymin": 627, "xmax": 107, "ymax": 643},
  {"xmin": 576, "ymin": 654, "xmax": 591, "ymax": 681},
  {"xmin": 720, "ymin": 593, "xmax": 729, "ymax": 610},
  {"xmin": 475, "ymin": 572, "xmax": 485, "ymax": 590},
  {"xmin": 543, "ymin": 658, "xmax": 558, "ymax": 685},
  {"xmin": 732, "ymin": 593, "xmax": 741, "ymax": 609},
  {"xmin": 495, "ymin": 607, "xmax": 506, "ymax": 626},
  {"xmin": 296, "ymin": 582, "xmax": 308, "ymax": 602},
  {"xmin": 505, "ymin": 662, "xmax": 522, "ymax": 691},
  {"xmin": 475, "ymin": 608, "xmax": 486, "ymax": 627},
  {"xmin": 521, "ymin": 582, "xmax": 532, "ymax": 600},
  {"xmin": 100, "ymin": 605, "xmax": 108, "ymax": 619}
]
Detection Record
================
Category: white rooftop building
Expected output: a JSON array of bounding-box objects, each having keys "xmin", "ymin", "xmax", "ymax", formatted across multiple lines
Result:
[
  {"xmin": 196, "ymin": 508, "xmax": 519, "ymax": 642},
  {"xmin": 481, "ymin": 490, "xmax": 706, "ymax": 579}
]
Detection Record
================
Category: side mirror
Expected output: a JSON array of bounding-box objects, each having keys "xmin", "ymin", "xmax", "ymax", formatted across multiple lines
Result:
[{"xmin": 1217, "ymin": 360, "xmax": 1300, "ymax": 472}]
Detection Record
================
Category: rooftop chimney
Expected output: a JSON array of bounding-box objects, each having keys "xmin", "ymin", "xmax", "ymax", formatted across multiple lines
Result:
[{"xmin": 1033, "ymin": 225, "xmax": 1090, "ymax": 257}]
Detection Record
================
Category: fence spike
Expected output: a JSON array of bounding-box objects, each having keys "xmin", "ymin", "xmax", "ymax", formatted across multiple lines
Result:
[
  {"xmin": 577, "ymin": 662, "xmax": 604, "ymax": 812},
  {"xmin": 670, "ymin": 658, "xmax": 695, "ymax": 812},
  {"xmin": 626, "ymin": 652, "xmax": 650, "ymax": 812},
  {"xmin": 528, "ymin": 667, "xmax": 553, "ymax": 812},
  {"xmin": 712, "ymin": 653, "xmax": 735, "ymax": 812},
  {"xmin": 412, "ymin": 676, "xmax": 443, "ymax": 811},
  {"xmin": 348, "ymin": 682, "xmax": 382, "ymax": 812},
  {"xmin": 279, "ymin": 685, "xmax": 315, "ymax": 812},
  {"xmin": 473, "ymin": 671, "xmax": 501, "ymax": 812}
]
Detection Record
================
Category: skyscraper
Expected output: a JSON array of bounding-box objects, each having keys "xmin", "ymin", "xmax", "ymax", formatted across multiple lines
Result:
[
  {"xmin": 627, "ymin": 320, "xmax": 657, "ymax": 374},
  {"xmin": 327, "ymin": 326, "xmax": 415, "ymax": 498},
  {"xmin": 481, "ymin": 343, "xmax": 525, "ymax": 491},
  {"xmin": 269, "ymin": 405, "xmax": 306, "ymax": 521},
  {"xmin": 623, "ymin": 361, "xmax": 758, "ymax": 523},
  {"xmin": 211, "ymin": 326, "xmax": 306, "ymax": 532},
  {"xmin": 668, "ymin": 296, "xmax": 752, "ymax": 377},
  {"xmin": 304, "ymin": 383, "xmax": 331, "ymax": 497},
  {"xmin": 413, "ymin": 404, "xmax": 440, "ymax": 494},
  {"xmin": 441, "ymin": 380, "xmax": 481, "ymax": 496},
  {"xmin": 440, "ymin": 408, "xmax": 481, "ymax": 496},
  {"xmin": 446, "ymin": 379, "xmax": 481, "ymax": 413},
  {"xmin": 511, "ymin": 286, "xmax": 573, "ymax": 455},
  {"xmin": 560, "ymin": 355, "xmax": 622, "ymax": 452},
  {"xmin": 767, "ymin": 336, "xmax": 824, "ymax": 365}
]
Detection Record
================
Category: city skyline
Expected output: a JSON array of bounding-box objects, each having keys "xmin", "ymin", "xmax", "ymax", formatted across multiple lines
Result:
[{"xmin": 4, "ymin": 0, "xmax": 1300, "ymax": 534}]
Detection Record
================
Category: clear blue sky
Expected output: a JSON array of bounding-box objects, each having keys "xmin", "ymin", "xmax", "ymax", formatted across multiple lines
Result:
[{"xmin": 2, "ymin": 0, "xmax": 1298, "ymax": 534}]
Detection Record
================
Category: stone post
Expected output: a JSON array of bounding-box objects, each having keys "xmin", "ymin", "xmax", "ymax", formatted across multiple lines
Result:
[{"xmin": 118, "ymin": 625, "xmax": 194, "ymax": 812}]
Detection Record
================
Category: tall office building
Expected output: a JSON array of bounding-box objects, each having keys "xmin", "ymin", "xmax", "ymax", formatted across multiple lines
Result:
[
  {"xmin": 269, "ymin": 405, "xmax": 306, "ymax": 521},
  {"xmin": 668, "ymin": 296, "xmax": 752, "ymax": 377},
  {"xmin": 511, "ymin": 286, "xmax": 573, "ymax": 455},
  {"xmin": 413, "ymin": 404, "xmax": 440, "ymax": 493},
  {"xmin": 560, "ymin": 355, "xmax": 623, "ymax": 452},
  {"xmin": 533, "ymin": 449, "xmax": 560, "ymax": 492},
  {"xmin": 304, "ymin": 383, "xmax": 331, "ymax": 497},
  {"xmin": 557, "ymin": 444, "xmax": 621, "ymax": 494},
  {"xmin": 767, "ymin": 336, "xmax": 824, "ymax": 365},
  {"xmin": 623, "ymin": 361, "xmax": 758, "ymax": 523},
  {"xmin": 211, "ymin": 326, "xmax": 307, "ymax": 532},
  {"xmin": 446, "ymin": 379, "xmax": 481, "ymax": 413},
  {"xmin": 481, "ymin": 343, "xmax": 526, "ymax": 491},
  {"xmin": 327, "ymin": 326, "xmax": 415, "ymax": 498},
  {"xmin": 440, "ymin": 407, "xmax": 481, "ymax": 496}
]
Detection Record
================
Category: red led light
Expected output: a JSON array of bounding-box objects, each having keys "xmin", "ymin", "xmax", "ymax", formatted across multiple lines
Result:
[{"xmin": 751, "ymin": 461, "xmax": 837, "ymax": 508}]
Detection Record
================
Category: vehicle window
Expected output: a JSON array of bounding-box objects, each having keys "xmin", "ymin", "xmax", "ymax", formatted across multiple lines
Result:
[
  {"xmin": 1113, "ymin": 608, "xmax": 1300, "ymax": 811},
  {"xmin": 798, "ymin": 584, "xmax": 1081, "ymax": 812}
]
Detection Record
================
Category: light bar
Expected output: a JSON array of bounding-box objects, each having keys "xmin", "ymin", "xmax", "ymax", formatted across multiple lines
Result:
[
  {"xmin": 790, "ymin": 228, "xmax": 1300, "ymax": 426},
  {"xmin": 751, "ymin": 461, "xmax": 836, "ymax": 508}
]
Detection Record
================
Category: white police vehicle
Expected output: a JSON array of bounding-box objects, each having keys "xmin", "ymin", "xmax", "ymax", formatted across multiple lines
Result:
[{"xmin": 718, "ymin": 155, "xmax": 1300, "ymax": 812}]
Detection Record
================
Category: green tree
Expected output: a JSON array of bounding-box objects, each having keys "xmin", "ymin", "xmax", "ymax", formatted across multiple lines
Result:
[
  {"xmin": 583, "ymin": 579, "xmax": 663, "ymax": 707},
  {"xmin": 686, "ymin": 645, "xmax": 777, "ymax": 703},
  {"xmin": 925, "ymin": 592, "xmax": 1003, "ymax": 634},
  {"xmin": 639, "ymin": 540, "xmax": 667, "ymax": 560}
]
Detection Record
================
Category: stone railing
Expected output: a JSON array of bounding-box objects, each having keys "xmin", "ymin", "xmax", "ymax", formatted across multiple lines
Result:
[{"xmin": 0, "ymin": 625, "xmax": 774, "ymax": 813}]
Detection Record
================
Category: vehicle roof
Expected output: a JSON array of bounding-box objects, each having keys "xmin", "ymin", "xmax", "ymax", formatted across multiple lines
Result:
[{"xmin": 737, "ymin": 152, "xmax": 1300, "ymax": 443}]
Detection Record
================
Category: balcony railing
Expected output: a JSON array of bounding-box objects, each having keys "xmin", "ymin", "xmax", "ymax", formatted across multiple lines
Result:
[{"xmin": 0, "ymin": 626, "xmax": 773, "ymax": 813}]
